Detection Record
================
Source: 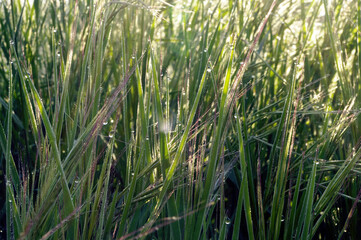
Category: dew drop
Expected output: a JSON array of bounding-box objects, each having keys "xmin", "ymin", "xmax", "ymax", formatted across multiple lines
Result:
[
  {"xmin": 53, "ymin": 29, "xmax": 57, "ymax": 33},
  {"xmin": 103, "ymin": 121, "xmax": 108, "ymax": 126},
  {"xmin": 207, "ymin": 68, "xmax": 211, "ymax": 73},
  {"xmin": 57, "ymin": 52, "xmax": 60, "ymax": 57},
  {"xmin": 10, "ymin": 40, "xmax": 14, "ymax": 45},
  {"xmin": 225, "ymin": 217, "xmax": 231, "ymax": 225},
  {"xmin": 109, "ymin": 132, "xmax": 114, "ymax": 138},
  {"xmin": 204, "ymin": 48, "xmax": 208, "ymax": 53},
  {"xmin": 234, "ymin": 115, "xmax": 238, "ymax": 119}
]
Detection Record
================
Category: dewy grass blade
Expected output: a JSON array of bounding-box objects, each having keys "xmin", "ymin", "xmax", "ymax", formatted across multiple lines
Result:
[
  {"xmin": 68, "ymin": 3, "xmax": 96, "ymax": 148},
  {"xmin": 232, "ymin": 110, "xmax": 255, "ymax": 240},
  {"xmin": 141, "ymin": 55, "xmax": 211, "ymax": 237},
  {"xmin": 117, "ymin": 62, "xmax": 152, "ymax": 237},
  {"xmin": 6, "ymin": 57, "xmax": 14, "ymax": 240},
  {"xmin": 193, "ymin": 35, "xmax": 235, "ymax": 240},
  {"xmin": 150, "ymin": 50, "xmax": 182, "ymax": 239},
  {"xmin": 322, "ymin": 0, "xmax": 349, "ymax": 100},
  {"xmin": 11, "ymin": 47, "xmax": 75, "ymax": 237},
  {"xmin": 0, "ymin": 123, "xmax": 20, "ymax": 190},
  {"xmin": 300, "ymin": 159, "xmax": 317, "ymax": 240},
  {"xmin": 314, "ymin": 145, "xmax": 361, "ymax": 216},
  {"xmin": 54, "ymin": 2, "xmax": 77, "ymax": 146},
  {"xmin": 268, "ymin": 61, "xmax": 297, "ymax": 240},
  {"xmin": 283, "ymin": 157, "xmax": 303, "ymax": 240},
  {"xmin": 10, "ymin": 45, "xmax": 38, "ymax": 142}
]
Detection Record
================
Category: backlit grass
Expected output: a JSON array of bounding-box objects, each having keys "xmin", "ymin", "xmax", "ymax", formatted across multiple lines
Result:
[{"xmin": 1, "ymin": 0, "xmax": 361, "ymax": 239}]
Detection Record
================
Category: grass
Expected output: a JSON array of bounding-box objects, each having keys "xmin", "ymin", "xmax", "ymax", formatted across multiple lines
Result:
[{"xmin": 1, "ymin": 0, "xmax": 361, "ymax": 239}]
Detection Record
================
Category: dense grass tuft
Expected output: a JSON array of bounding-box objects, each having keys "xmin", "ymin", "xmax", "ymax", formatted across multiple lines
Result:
[{"xmin": 1, "ymin": 0, "xmax": 361, "ymax": 239}]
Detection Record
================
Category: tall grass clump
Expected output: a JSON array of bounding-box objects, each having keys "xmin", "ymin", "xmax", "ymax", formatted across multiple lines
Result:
[{"xmin": 1, "ymin": 0, "xmax": 361, "ymax": 239}]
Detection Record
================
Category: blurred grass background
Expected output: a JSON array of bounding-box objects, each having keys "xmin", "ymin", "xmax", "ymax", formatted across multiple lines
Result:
[{"xmin": 1, "ymin": 0, "xmax": 361, "ymax": 239}]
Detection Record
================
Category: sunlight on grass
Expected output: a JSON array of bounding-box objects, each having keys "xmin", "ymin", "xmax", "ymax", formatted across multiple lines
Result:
[{"xmin": 0, "ymin": 0, "xmax": 361, "ymax": 239}]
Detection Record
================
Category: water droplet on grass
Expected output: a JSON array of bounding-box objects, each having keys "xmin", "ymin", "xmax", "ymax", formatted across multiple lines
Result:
[
  {"xmin": 207, "ymin": 68, "xmax": 211, "ymax": 73},
  {"xmin": 10, "ymin": 40, "xmax": 14, "ymax": 45},
  {"xmin": 109, "ymin": 131, "xmax": 114, "ymax": 138},
  {"xmin": 103, "ymin": 121, "xmax": 108, "ymax": 125}
]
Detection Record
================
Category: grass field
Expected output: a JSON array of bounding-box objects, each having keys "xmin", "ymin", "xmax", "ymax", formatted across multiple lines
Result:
[{"xmin": 1, "ymin": 0, "xmax": 361, "ymax": 239}]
